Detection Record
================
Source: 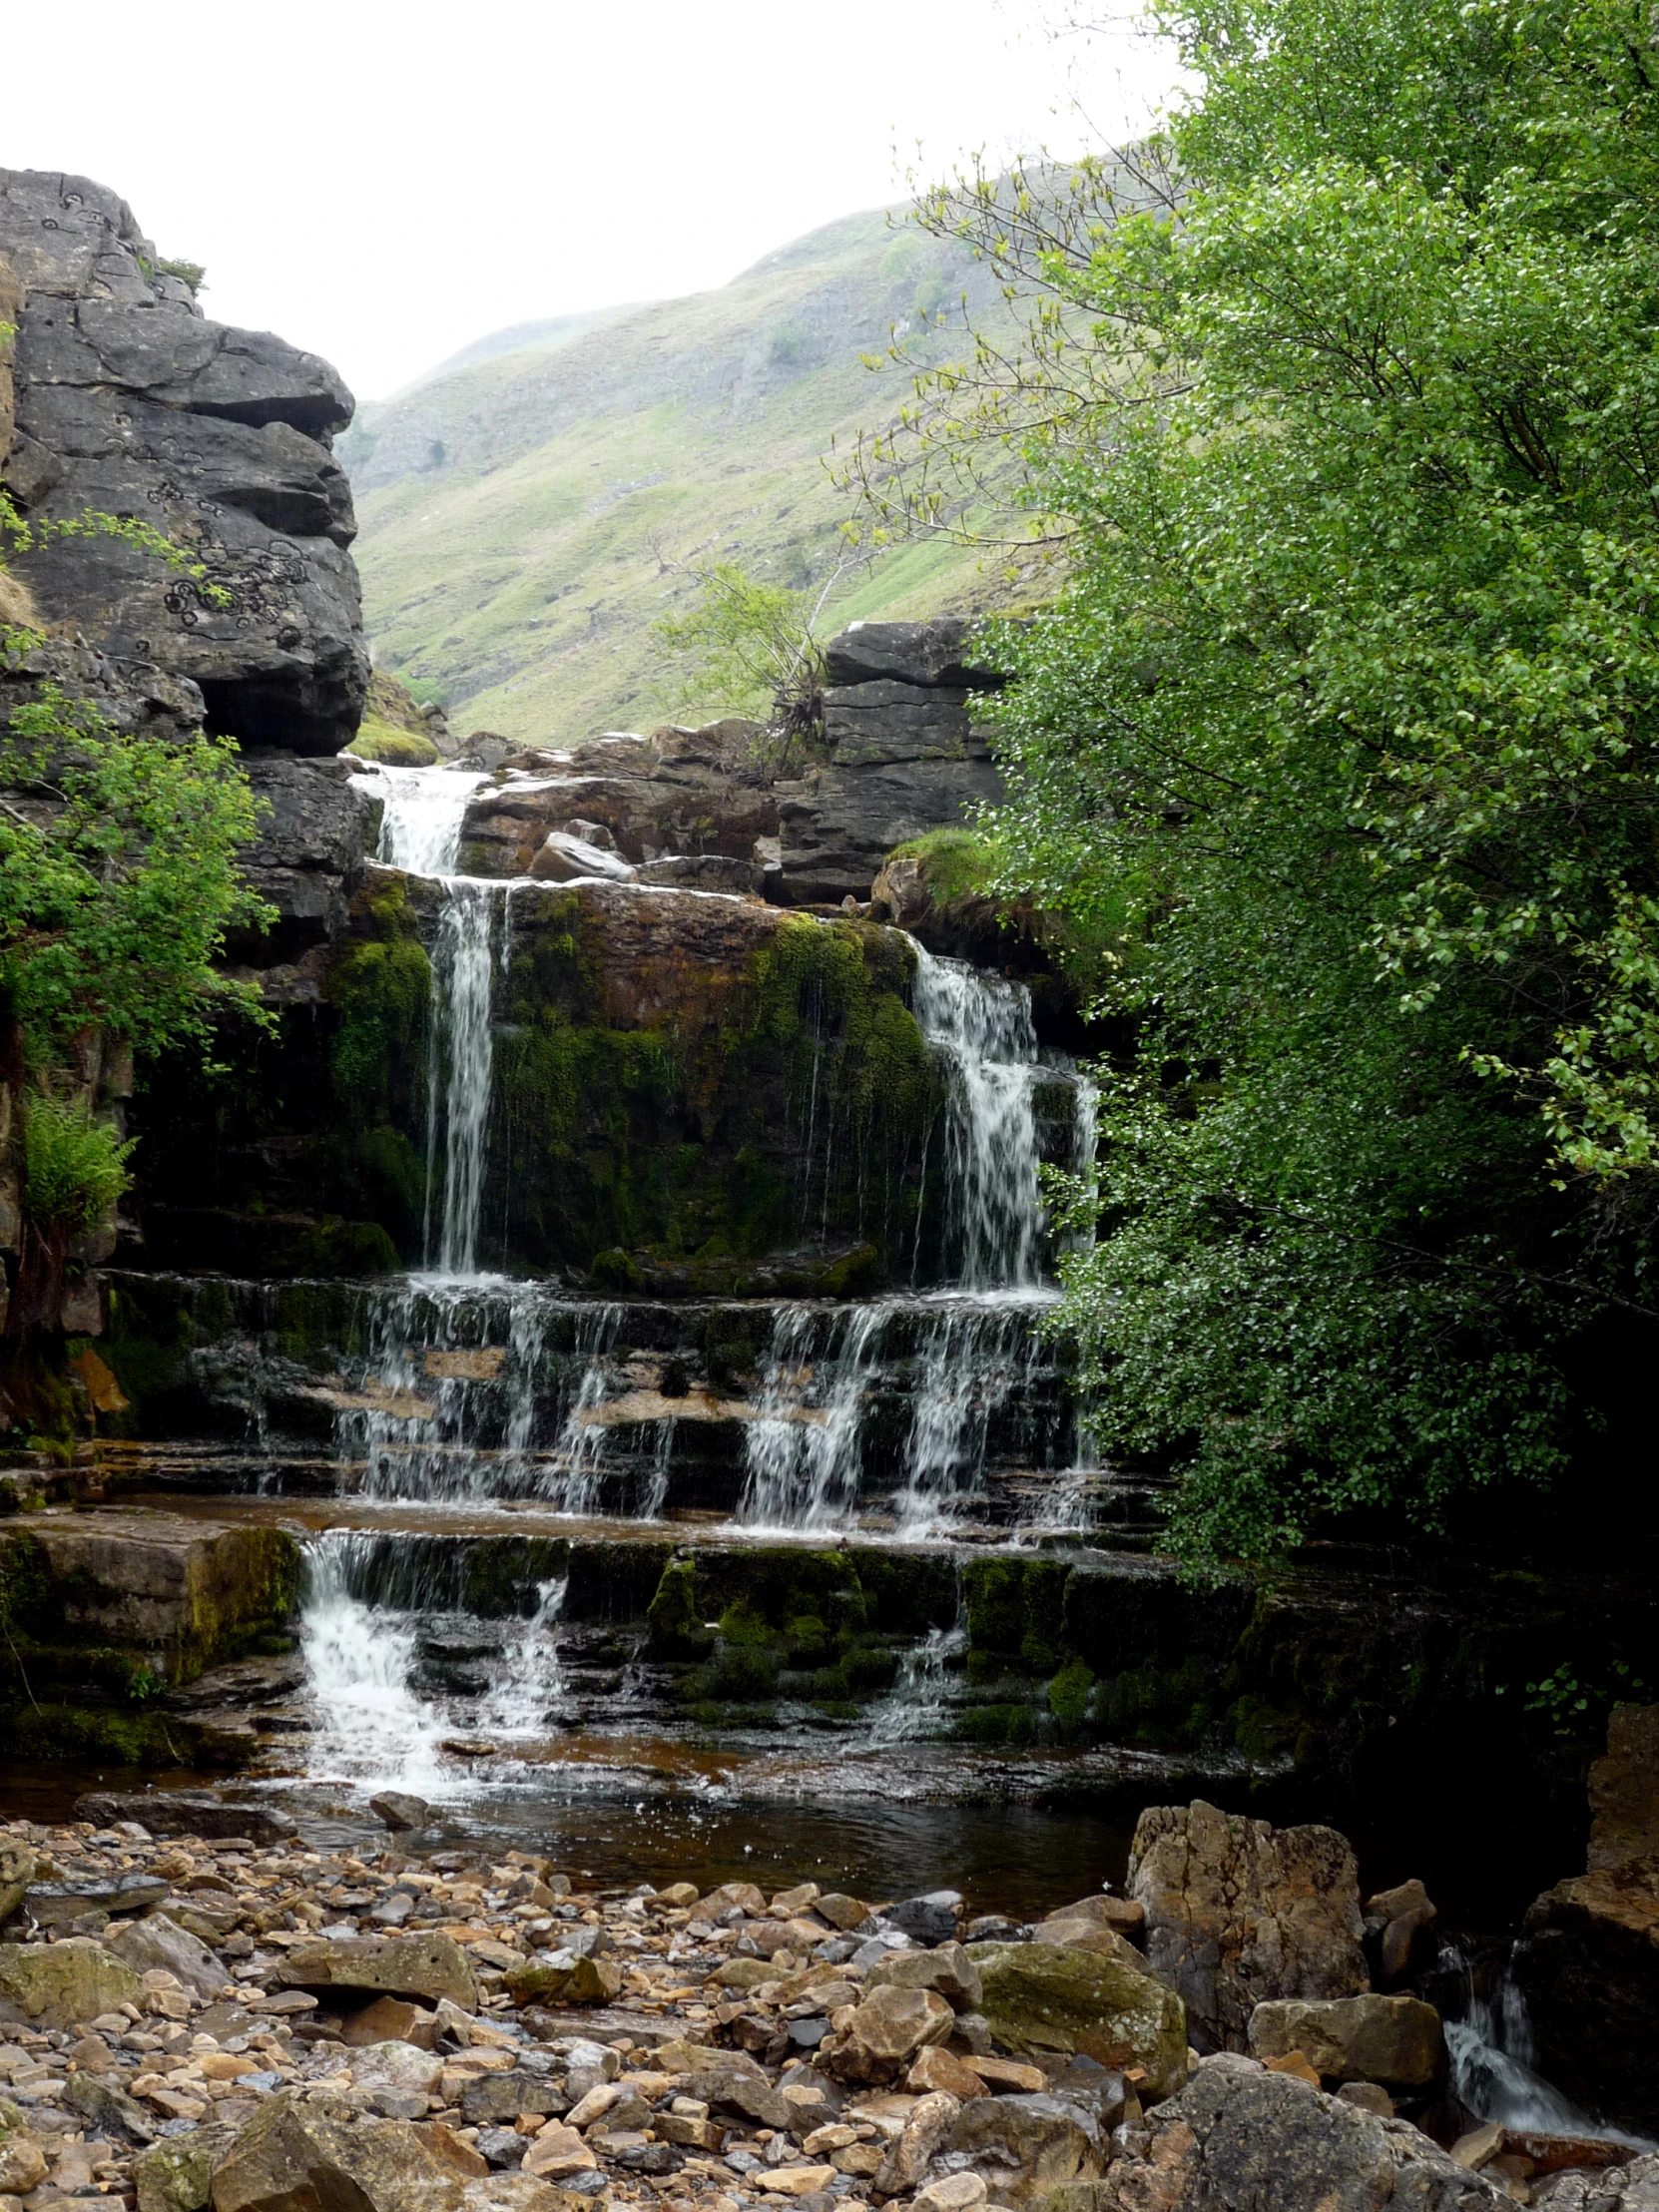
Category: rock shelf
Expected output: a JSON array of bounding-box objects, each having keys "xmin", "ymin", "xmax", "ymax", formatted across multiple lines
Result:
[{"xmin": 0, "ymin": 1800, "xmax": 1641, "ymax": 2212}]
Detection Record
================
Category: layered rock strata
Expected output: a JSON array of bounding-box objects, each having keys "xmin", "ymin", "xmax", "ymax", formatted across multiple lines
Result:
[{"xmin": 0, "ymin": 169, "xmax": 366, "ymax": 755}]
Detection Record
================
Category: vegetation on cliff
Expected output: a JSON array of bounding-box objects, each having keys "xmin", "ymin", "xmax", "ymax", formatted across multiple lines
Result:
[{"xmin": 862, "ymin": 0, "xmax": 1659, "ymax": 1561}]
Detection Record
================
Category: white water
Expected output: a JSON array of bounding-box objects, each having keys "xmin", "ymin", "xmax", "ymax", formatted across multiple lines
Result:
[
  {"xmin": 429, "ymin": 881, "xmax": 500, "ymax": 1277},
  {"xmin": 912, "ymin": 947, "xmax": 1048, "ymax": 1289},
  {"xmin": 870, "ymin": 1617, "xmax": 968, "ymax": 1745},
  {"xmin": 355, "ymin": 764, "xmax": 488, "ymax": 877},
  {"xmin": 1442, "ymin": 1944, "xmax": 1653, "ymax": 2144},
  {"xmin": 475, "ymin": 1576, "xmax": 568, "ymax": 1739},
  {"xmin": 299, "ymin": 1531, "xmax": 450, "ymax": 1795}
]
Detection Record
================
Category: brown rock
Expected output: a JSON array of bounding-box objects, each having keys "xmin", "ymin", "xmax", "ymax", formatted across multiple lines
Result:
[
  {"xmin": 815, "ymin": 1895, "xmax": 871, "ymax": 1934},
  {"xmin": 1262, "ymin": 2050, "xmax": 1322, "ymax": 2088},
  {"xmin": 1248, "ymin": 1995, "xmax": 1444, "ymax": 2089},
  {"xmin": 1335, "ymin": 2082, "xmax": 1392, "ymax": 2118},
  {"xmin": 871, "ymin": 2089, "xmax": 960, "ymax": 2195},
  {"xmin": 966, "ymin": 1941, "xmax": 1188, "ymax": 2096},
  {"xmin": 520, "ymin": 2125, "xmax": 597, "ymax": 2180},
  {"xmin": 906, "ymin": 2046, "xmax": 987, "ymax": 2099},
  {"xmin": 865, "ymin": 1943, "xmax": 982, "ymax": 2012},
  {"xmin": 824, "ymin": 1984, "xmax": 954, "ymax": 2084},
  {"xmin": 345, "ymin": 1997, "xmax": 429, "ymax": 2047},
  {"xmin": 417, "ymin": 2124, "xmax": 491, "ymax": 2179},
  {"xmin": 1588, "ymin": 1703, "xmax": 1659, "ymax": 1874},
  {"xmin": 211, "ymin": 2088, "xmax": 464, "ymax": 2212},
  {"xmin": 1127, "ymin": 1801, "xmax": 1367, "ymax": 2054},
  {"xmin": 505, "ymin": 1954, "xmax": 622, "ymax": 2008},
  {"xmin": 1036, "ymin": 1919, "xmax": 1146, "ymax": 1967},
  {"xmin": 1042, "ymin": 1895, "xmax": 1146, "ymax": 1936},
  {"xmin": 275, "ymin": 1932, "xmax": 477, "ymax": 2010}
]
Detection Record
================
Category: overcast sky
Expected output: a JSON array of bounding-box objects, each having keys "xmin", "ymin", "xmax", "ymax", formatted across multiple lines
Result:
[{"xmin": 4, "ymin": 0, "xmax": 1181, "ymax": 402}]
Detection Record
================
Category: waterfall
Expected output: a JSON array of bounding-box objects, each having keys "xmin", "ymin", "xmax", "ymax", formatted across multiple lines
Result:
[
  {"xmin": 474, "ymin": 1576, "xmax": 568, "ymax": 1739},
  {"xmin": 428, "ymin": 881, "xmax": 500, "ymax": 1278},
  {"xmin": 354, "ymin": 764, "xmax": 488, "ymax": 877},
  {"xmin": 299, "ymin": 1531, "xmax": 450, "ymax": 1796},
  {"xmin": 1441, "ymin": 1943, "xmax": 1652, "ymax": 2144},
  {"xmin": 740, "ymin": 1305, "xmax": 886, "ymax": 1529},
  {"xmin": 870, "ymin": 1617, "xmax": 967, "ymax": 1745}
]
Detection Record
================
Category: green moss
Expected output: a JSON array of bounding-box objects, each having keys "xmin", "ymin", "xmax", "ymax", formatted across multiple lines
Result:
[
  {"xmin": 964, "ymin": 1556, "xmax": 1070, "ymax": 1675},
  {"xmin": 1047, "ymin": 1657, "xmax": 1096, "ymax": 1728},
  {"xmin": 344, "ymin": 720, "xmax": 441, "ymax": 766},
  {"xmin": 957, "ymin": 1703, "xmax": 1042, "ymax": 1746}
]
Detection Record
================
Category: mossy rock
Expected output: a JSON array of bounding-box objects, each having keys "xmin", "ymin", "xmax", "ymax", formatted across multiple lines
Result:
[
  {"xmin": 965, "ymin": 1939, "xmax": 1188, "ymax": 2094},
  {"xmin": 133, "ymin": 2121, "xmax": 238, "ymax": 2212},
  {"xmin": 0, "ymin": 1938, "xmax": 145, "ymax": 2028},
  {"xmin": 344, "ymin": 719, "xmax": 441, "ymax": 766}
]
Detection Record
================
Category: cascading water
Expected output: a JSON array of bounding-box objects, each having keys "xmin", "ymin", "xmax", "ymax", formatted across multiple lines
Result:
[
  {"xmin": 354, "ymin": 763, "xmax": 488, "ymax": 877},
  {"xmin": 428, "ymin": 881, "xmax": 502, "ymax": 1278},
  {"xmin": 474, "ymin": 1576, "xmax": 568, "ymax": 1739},
  {"xmin": 1442, "ymin": 1944, "xmax": 1653, "ymax": 2144},
  {"xmin": 870, "ymin": 1609, "xmax": 968, "ymax": 1744},
  {"xmin": 299, "ymin": 1530, "xmax": 450, "ymax": 1796},
  {"xmin": 911, "ymin": 945, "xmax": 1047, "ymax": 1290}
]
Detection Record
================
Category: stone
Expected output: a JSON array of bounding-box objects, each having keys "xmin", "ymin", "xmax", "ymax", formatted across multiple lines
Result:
[
  {"xmin": 345, "ymin": 1997, "xmax": 430, "ymax": 2047},
  {"xmin": 521, "ymin": 2126, "xmax": 598, "ymax": 2180},
  {"xmin": 965, "ymin": 1941, "xmax": 1188, "ymax": 2097},
  {"xmin": 275, "ymin": 1931, "xmax": 478, "ymax": 2009},
  {"xmin": 871, "ymin": 2088, "xmax": 960, "ymax": 2194},
  {"xmin": 1041, "ymin": 1896, "xmax": 1146, "ymax": 1938},
  {"xmin": 462, "ymin": 2181, "xmax": 598, "ymax": 2212},
  {"xmin": 1516, "ymin": 1865, "xmax": 1659, "ymax": 2135},
  {"xmin": 907, "ymin": 2047, "xmax": 988, "ymax": 2099},
  {"xmin": 370, "ymin": 1791, "xmax": 428, "ymax": 1834},
  {"xmin": 0, "ymin": 2135, "xmax": 46, "ymax": 2195},
  {"xmin": 882, "ymin": 1894, "xmax": 964, "ymax": 1947},
  {"xmin": 1450, "ymin": 2123, "xmax": 1506, "ymax": 2170},
  {"xmin": 1035, "ymin": 1921, "xmax": 1146, "ymax": 1968},
  {"xmin": 777, "ymin": 755, "xmax": 1004, "ymax": 906},
  {"xmin": 1127, "ymin": 1801, "xmax": 1368, "ymax": 2053},
  {"xmin": 939, "ymin": 2094, "xmax": 1106, "ymax": 2208},
  {"xmin": 636, "ymin": 854, "xmax": 763, "ymax": 894},
  {"xmin": 0, "ymin": 1845, "xmax": 34, "ymax": 1929},
  {"xmin": 0, "ymin": 1937, "xmax": 144, "ymax": 2027},
  {"xmin": 352, "ymin": 2042, "xmax": 446, "ymax": 2098},
  {"xmin": 23, "ymin": 1874, "xmax": 170, "ymax": 1928},
  {"xmin": 824, "ymin": 619, "xmax": 1006, "ymax": 693},
  {"xmin": 73, "ymin": 1793, "xmax": 296, "ymax": 1845},
  {"xmin": 915, "ymin": 2177, "xmax": 988, "ymax": 2212},
  {"xmin": 0, "ymin": 169, "xmax": 367, "ymax": 757},
  {"xmin": 865, "ymin": 1943, "xmax": 982, "ymax": 2011},
  {"xmin": 504, "ymin": 1955, "xmax": 622, "ymax": 2008},
  {"xmin": 1588, "ymin": 1703, "xmax": 1659, "ymax": 1874},
  {"xmin": 823, "ymin": 1985, "xmax": 954, "ymax": 2084},
  {"xmin": 211, "ymin": 2088, "xmax": 465, "ymax": 2212},
  {"xmin": 961, "ymin": 2056, "xmax": 1047, "ymax": 2094},
  {"xmin": 63, "ymin": 2068, "xmax": 156, "ymax": 2141},
  {"xmin": 462, "ymin": 2073, "xmax": 560, "ymax": 2126},
  {"xmin": 815, "ymin": 1896, "xmax": 870, "ymax": 1934},
  {"xmin": 228, "ymin": 755, "xmax": 374, "ymax": 970},
  {"xmin": 755, "ymin": 2167, "xmax": 838, "ymax": 2195},
  {"xmin": 1334, "ymin": 2081, "xmax": 1392, "ymax": 2117},
  {"xmin": 530, "ymin": 831, "xmax": 638, "ymax": 884},
  {"xmin": 108, "ymin": 1913, "xmax": 228, "ymax": 1999},
  {"xmin": 133, "ymin": 2124, "xmax": 237, "ymax": 2212},
  {"xmin": 418, "ymin": 2125, "xmax": 491, "ymax": 2180},
  {"xmin": 1248, "ymin": 1995, "xmax": 1444, "ymax": 2089}
]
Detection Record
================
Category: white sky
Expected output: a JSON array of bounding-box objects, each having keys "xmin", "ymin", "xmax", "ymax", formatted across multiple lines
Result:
[{"xmin": 3, "ymin": 0, "xmax": 1181, "ymax": 401}]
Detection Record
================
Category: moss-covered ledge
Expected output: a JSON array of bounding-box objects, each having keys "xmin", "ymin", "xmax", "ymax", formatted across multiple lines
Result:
[{"xmin": 0, "ymin": 1507, "xmax": 300, "ymax": 1764}]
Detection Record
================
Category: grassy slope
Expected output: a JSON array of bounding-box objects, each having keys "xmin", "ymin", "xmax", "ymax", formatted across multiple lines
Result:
[{"xmin": 340, "ymin": 208, "xmax": 1029, "ymax": 745}]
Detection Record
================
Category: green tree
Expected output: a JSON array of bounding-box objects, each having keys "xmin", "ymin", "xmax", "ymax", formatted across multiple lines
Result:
[
  {"xmin": 655, "ymin": 556, "xmax": 862, "ymax": 762},
  {"xmin": 857, "ymin": 0, "xmax": 1659, "ymax": 1561}
]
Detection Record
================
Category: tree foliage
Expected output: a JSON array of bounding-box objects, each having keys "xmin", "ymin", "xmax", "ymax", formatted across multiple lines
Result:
[{"xmin": 860, "ymin": 0, "xmax": 1659, "ymax": 1560}]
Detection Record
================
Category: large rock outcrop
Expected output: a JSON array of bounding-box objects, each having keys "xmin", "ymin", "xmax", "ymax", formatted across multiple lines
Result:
[
  {"xmin": 1514, "ymin": 1703, "xmax": 1659, "ymax": 2136},
  {"xmin": 0, "ymin": 169, "xmax": 366, "ymax": 755},
  {"xmin": 777, "ymin": 618, "xmax": 1007, "ymax": 904},
  {"xmin": 1127, "ymin": 1801, "xmax": 1370, "ymax": 2054}
]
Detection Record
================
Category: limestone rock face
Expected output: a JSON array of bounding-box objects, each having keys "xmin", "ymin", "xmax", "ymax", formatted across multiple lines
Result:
[
  {"xmin": 225, "ymin": 754, "xmax": 372, "ymax": 971},
  {"xmin": 824, "ymin": 617, "xmax": 1007, "ymax": 692},
  {"xmin": 1127, "ymin": 1800, "xmax": 1369, "ymax": 2053},
  {"xmin": 965, "ymin": 1939, "xmax": 1189, "ymax": 2096},
  {"xmin": 0, "ymin": 168, "xmax": 366, "ymax": 756},
  {"xmin": 1096, "ymin": 2057, "xmax": 1511, "ymax": 2212},
  {"xmin": 0, "ymin": 1937, "xmax": 144, "ymax": 2028},
  {"xmin": 211, "ymin": 2088, "xmax": 464, "ymax": 2212},
  {"xmin": 1246, "ymin": 1994, "xmax": 1445, "ymax": 2088}
]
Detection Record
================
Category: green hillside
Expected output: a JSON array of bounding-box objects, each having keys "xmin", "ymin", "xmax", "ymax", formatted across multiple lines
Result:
[{"xmin": 338, "ymin": 206, "xmax": 1025, "ymax": 745}]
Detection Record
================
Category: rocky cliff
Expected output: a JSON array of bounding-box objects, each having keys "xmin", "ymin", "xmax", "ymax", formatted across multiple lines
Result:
[{"xmin": 0, "ymin": 169, "xmax": 366, "ymax": 754}]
